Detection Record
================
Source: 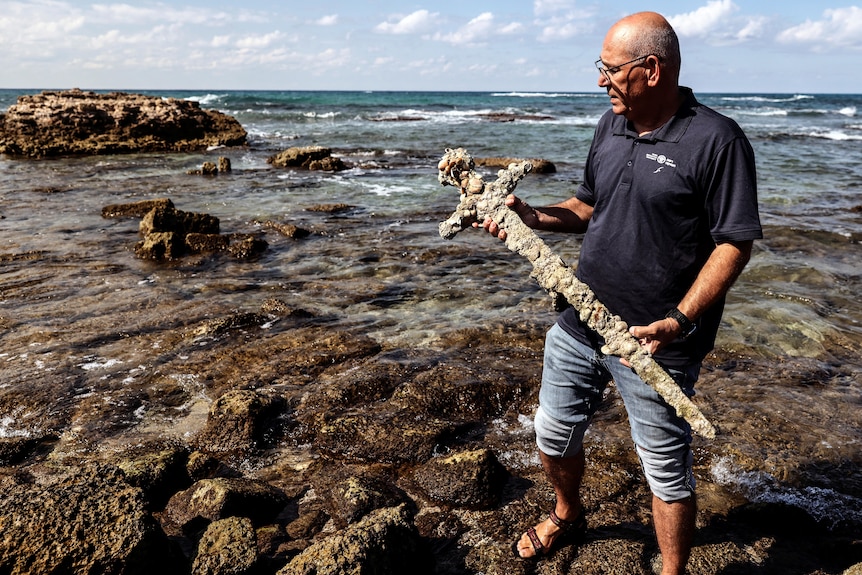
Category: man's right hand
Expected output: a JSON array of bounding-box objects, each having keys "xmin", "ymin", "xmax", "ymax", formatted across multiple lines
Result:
[{"xmin": 475, "ymin": 194, "xmax": 539, "ymax": 240}]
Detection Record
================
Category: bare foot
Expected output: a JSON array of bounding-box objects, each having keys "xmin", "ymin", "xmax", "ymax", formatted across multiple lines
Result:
[
  {"xmin": 515, "ymin": 516, "xmax": 564, "ymax": 558},
  {"xmin": 515, "ymin": 508, "xmax": 586, "ymax": 559}
]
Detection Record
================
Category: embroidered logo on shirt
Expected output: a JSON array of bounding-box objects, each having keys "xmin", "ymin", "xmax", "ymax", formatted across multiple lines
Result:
[{"xmin": 646, "ymin": 153, "xmax": 676, "ymax": 169}]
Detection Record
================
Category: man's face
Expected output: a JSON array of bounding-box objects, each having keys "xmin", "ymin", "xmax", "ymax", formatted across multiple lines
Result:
[{"xmin": 597, "ymin": 28, "xmax": 650, "ymax": 117}]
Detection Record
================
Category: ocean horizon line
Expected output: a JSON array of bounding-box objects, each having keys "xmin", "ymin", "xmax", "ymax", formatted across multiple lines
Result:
[{"xmin": 0, "ymin": 87, "xmax": 859, "ymax": 97}]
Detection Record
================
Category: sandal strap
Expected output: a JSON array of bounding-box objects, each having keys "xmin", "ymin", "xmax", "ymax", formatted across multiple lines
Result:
[
  {"xmin": 549, "ymin": 508, "xmax": 585, "ymax": 531},
  {"xmin": 526, "ymin": 527, "xmax": 544, "ymax": 554}
]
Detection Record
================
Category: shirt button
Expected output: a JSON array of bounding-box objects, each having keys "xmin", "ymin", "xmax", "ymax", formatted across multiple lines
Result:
[{"xmin": 627, "ymin": 161, "xmax": 633, "ymax": 166}]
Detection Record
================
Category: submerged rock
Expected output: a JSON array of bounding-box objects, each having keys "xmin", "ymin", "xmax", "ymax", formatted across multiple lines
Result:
[
  {"xmin": 0, "ymin": 89, "xmax": 247, "ymax": 158},
  {"xmin": 267, "ymin": 146, "xmax": 347, "ymax": 171}
]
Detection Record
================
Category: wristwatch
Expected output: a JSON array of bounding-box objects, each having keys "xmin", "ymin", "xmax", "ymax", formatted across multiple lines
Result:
[{"xmin": 665, "ymin": 308, "xmax": 697, "ymax": 340}]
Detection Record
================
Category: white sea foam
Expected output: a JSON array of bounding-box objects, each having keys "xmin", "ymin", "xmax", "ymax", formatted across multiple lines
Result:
[
  {"xmin": 185, "ymin": 93, "xmax": 225, "ymax": 106},
  {"xmin": 80, "ymin": 357, "xmax": 123, "ymax": 371},
  {"xmin": 711, "ymin": 456, "xmax": 862, "ymax": 528},
  {"xmin": 809, "ymin": 129, "xmax": 862, "ymax": 141},
  {"xmin": 0, "ymin": 415, "xmax": 31, "ymax": 438},
  {"xmin": 721, "ymin": 94, "xmax": 813, "ymax": 103}
]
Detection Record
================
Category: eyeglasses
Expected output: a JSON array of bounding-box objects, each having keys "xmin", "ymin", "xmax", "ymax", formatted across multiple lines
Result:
[{"xmin": 594, "ymin": 55, "xmax": 651, "ymax": 79}]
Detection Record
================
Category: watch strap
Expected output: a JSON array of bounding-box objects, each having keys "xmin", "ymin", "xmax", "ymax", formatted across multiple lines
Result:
[{"xmin": 665, "ymin": 308, "xmax": 697, "ymax": 339}]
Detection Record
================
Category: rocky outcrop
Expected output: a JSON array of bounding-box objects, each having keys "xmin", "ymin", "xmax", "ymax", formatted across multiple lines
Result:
[
  {"xmin": 267, "ymin": 146, "xmax": 347, "ymax": 171},
  {"xmin": 101, "ymin": 198, "xmax": 268, "ymax": 260},
  {"xmin": 0, "ymin": 466, "xmax": 181, "ymax": 575},
  {"xmin": 0, "ymin": 89, "xmax": 247, "ymax": 157}
]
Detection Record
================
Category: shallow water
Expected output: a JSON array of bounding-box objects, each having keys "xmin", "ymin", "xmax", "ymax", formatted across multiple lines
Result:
[{"xmin": 1, "ymin": 89, "xmax": 861, "ymax": 529}]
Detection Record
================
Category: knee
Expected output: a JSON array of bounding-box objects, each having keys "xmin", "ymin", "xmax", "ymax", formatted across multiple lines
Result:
[
  {"xmin": 534, "ymin": 405, "xmax": 587, "ymax": 458},
  {"xmin": 636, "ymin": 444, "xmax": 696, "ymax": 502}
]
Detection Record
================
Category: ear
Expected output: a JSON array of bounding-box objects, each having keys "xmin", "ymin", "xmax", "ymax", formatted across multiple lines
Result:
[{"xmin": 645, "ymin": 55, "xmax": 661, "ymax": 86}]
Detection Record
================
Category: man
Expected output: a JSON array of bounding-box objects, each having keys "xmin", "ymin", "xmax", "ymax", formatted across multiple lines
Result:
[{"xmin": 480, "ymin": 12, "xmax": 762, "ymax": 574}]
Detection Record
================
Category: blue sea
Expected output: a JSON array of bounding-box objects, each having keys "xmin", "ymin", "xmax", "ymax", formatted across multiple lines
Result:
[{"xmin": 1, "ymin": 89, "xmax": 861, "ymax": 529}]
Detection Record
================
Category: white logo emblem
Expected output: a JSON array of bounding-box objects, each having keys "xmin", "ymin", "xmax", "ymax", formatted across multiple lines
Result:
[{"xmin": 646, "ymin": 153, "xmax": 676, "ymax": 169}]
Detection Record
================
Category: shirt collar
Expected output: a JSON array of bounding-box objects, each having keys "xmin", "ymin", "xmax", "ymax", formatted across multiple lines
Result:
[{"xmin": 612, "ymin": 87, "xmax": 698, "ymax": 143}]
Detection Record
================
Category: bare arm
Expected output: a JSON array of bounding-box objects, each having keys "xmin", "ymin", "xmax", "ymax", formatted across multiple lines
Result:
[
  {"xmin": 629, "ymin": 240, "xmax": 754, "ymax": 354},
  {"xmin": 480, "ymin": 194, "xmax": 594, "ymax": 238}
]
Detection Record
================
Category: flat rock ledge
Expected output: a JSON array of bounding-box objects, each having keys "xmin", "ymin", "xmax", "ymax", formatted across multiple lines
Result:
[{"xmin": 0, "ymin": 89, "xmax": 247, "ymax": 158}]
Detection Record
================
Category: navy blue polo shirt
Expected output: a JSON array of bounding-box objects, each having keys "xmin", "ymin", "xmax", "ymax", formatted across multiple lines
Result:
[{"xmin": 557, "ymin": 88, "xmax": 763, "ymax": 368}]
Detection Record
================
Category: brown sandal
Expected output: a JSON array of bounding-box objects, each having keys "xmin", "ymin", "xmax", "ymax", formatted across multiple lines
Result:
[{"xmin": 515, "ymin": 508, "xmax": 588, "ymax": 559}]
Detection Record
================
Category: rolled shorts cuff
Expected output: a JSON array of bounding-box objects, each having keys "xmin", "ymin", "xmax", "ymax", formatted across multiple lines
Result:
[
  {"xmin": 534, "ymin": 404, "xmax": 588, "ymax": 458},
  {"xmin": 636, "ymin": 444, "xmax": 696, "ymax": 502}
]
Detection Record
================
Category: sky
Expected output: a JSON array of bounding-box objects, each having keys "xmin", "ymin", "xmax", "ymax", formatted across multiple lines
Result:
[{"xmin": 1, "ymin": 0, "xmax": 861, "ymax": 93}]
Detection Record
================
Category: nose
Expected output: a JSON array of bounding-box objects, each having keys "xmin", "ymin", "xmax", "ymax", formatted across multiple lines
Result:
[{"xmin": 597, "ymin": 71, "xmax": 609, "ymax": 88}]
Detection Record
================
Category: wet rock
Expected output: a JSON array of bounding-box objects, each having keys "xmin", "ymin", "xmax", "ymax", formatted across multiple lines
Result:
[
  {"xmin": 194, "ymin": 389, "xmax": 287, "ymax": 455},
  {"xmin": 102, "ymin": 198, "xmax": 174, "ymax": 219},
  {"xmin": 285, "ymin": 507, "xmax": 329, "ymax": 540},
  {"xmin": 475, "ymin": 156, "xmax": 556, "ymax": 174},
  {"xmin": 185, "ymin": 232, "xmax": 230, "ymax": 252},
  {"xmin": 321, "ymin": 471, "xmax": 408, "ymax": 528},
  {"xmin": 0, "ymin": 465, "xmax": 180, "ymax": 575},
  {"xmin": 185, "ymin": 233, "xmax": 268, "ymax": 259},
  {"xmin": 258, "ymin": 220, "xmax": 311, "ymax": 239},
  {"xmin": 305, "ymin": 203, "xmax": 353, "ymax": 213},
  {"xmin": 226, "ymin": 234, "xmax": 269, "ymax": 259},
  {"xmin": 0, "ymin": 89, "xmax": 247, "ymax": 158},
  {"xmin": 267, "ymin": 146, "xmax": 347, "ymax": 171},
  {"xmin": 390, "ymin": 361, "xmax": 533, "ymax": 421},
  {"xmin": 187, "ymin": 157, "xmax": 232, "ymax": 176},
  {"xmin": 277, "ymin": 504, "xmax": 429, "ymax": 575},
  {"xmin": 161, "ymin": 477, "xmax": 289, "ymax": 537},
  {"xmin": 191, "ymin": 516, "xmax": 259, "ymax": 575},
  {"xmin": 134, "ymin": 203, "xmax": 221, "ymax": 260},
  {"xmin": 478, "ymin": 112, "xmax": 555, "ymax": 123},
  {"xmin": 120, "ymin": 201, "xmax": 267, "ymax": 260},
  {"xmin": 139, "ymin": 204, "xmax": 220, "ymax": 237},
  {"xmin": 313, "ymin": 410, "xmax": 464, "ymax": 465},
  {"xmin": 115, "ymin": 442, "xmax": 192, "ymax": 510},
  {"xmin": 135, "ymin": 230, "xmax": 183, "ymax": 260},
  {"xmin": 0, "ymin": 434, "xmax": 57, "ymax": 465},
  {"xmin": 411, "ymin": 448, "xmax": 506, "ymax": 510}
]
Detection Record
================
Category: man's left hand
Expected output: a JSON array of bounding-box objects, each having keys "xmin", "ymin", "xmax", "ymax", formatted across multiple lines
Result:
[{"xmin": 620, "ymin": 318, "xmax": 679, "ymax": 367}]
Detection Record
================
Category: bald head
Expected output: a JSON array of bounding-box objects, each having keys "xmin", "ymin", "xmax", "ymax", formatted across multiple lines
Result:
[{"xmin": 607, "ymin": 12, "xmax": 681, "ymax": 84}]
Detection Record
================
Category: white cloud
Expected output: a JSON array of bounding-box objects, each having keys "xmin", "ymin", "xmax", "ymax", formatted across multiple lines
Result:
[
  {"xmin": 236, "ymin": 31, "xmax": 285, "ymax": 50},
  {"xmin": 433, "ymin": 12, "xmax": 522, "ymax": 45},
  {"xmin": 433, "ymin": 12, "xmax": 493, "ymax": 45},
  {"xmin": 537, "ymin": 16, "xmax": 590, "ymax": 42},
  {"xmin": 668, "ymin": 0, "xmax": 738, "ymax": 37},
  {"xmin": 211, "ymin": 35, "xmax": 232, "ymax": 48},
  {"xmin": 736, "ymin": 16, "xmax": 767, "ymax": 41},
  {"xmin": 777, "ymin": 7, "xmax": 862, "ymax": 48},
  {"xmin": 90, "ymin": 3, "xmax": 229, "ymax": 26},
  {"xmin": 375, "ymin": 9, "xmax": 438, "ymax": 34},
  {"xmin": 0, "ymin": 1, "xmax": 84, "ymax": 45},
  {"xmin": 533, "ymin": 0, "xmax": 577, "ymax": 17},
  {"xmin": 316, "ymin": 14, "xmax": 338, "ymax": 27}
]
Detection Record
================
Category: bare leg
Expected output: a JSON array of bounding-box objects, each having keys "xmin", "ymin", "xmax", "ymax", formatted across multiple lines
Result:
[
  {"xmin": 653, "ymin": 495, "xmax": 696, "ymax": 575},
  {"xmin": 515, "ymin": 449, "xmax": 585, "ymax": 558}
]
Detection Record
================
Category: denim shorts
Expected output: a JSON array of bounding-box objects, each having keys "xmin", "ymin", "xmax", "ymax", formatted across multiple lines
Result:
[{"xmin": 534, "ymin": 323, "xmax": 699, "ymax": 502}]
